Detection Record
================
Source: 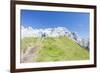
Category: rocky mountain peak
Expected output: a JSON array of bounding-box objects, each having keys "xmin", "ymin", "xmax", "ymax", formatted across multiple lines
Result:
[{"xmin": 21, "ymin": 26, "xmax": 89, "ymax": 50}]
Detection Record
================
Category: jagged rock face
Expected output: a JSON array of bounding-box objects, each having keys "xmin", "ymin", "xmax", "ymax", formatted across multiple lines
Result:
[
  {"xmin": 21, "ymin": 26, "xmax": 89, "ymax": 50},
  {"xmin": 79, "ymin": 39, "xmax": 89, "ymax": 50}
]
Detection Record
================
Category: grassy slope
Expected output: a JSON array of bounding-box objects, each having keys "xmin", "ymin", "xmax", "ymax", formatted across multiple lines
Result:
[{"xmin": 21, "ymin": 36, "xmax": 89, "ymax": 62}]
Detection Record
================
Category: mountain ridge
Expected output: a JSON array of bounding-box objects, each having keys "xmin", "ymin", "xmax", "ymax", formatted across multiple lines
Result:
[{"xmin": 21, "ymin": 26, "xmax": 89, "ymax": 50}]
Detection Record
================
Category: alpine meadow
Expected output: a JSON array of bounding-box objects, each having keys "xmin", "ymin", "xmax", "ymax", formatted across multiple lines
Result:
[{"xmin": 20, "ymin": 10, "xmax": 90, "ymax": 63}]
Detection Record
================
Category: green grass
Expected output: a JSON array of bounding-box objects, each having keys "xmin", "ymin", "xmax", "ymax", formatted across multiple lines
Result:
[{"xmin": 21, "ymin": 36, "xmax": 89, "ymax": 62}]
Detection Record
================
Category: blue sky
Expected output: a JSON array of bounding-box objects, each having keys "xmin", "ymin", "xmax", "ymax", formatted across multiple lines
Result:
[{"xmin": 21, "ymin": 10, "xmax": 90, "ymax": 39}]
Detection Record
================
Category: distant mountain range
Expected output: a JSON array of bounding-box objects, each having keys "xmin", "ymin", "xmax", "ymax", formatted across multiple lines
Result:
[{"xmin": 21, "ymin": 26, "xmax": 89, "ymax": 50}]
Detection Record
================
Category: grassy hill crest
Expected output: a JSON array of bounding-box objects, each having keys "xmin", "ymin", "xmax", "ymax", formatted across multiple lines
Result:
[{"xmin": 21, "ymin": 36, "xmax": 89, "ymax": 62}]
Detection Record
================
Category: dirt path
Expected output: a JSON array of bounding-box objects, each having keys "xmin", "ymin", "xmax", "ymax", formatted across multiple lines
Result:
[{"xmin": 21, "ymin": 43, "xmax": 42, "ymax": 63}]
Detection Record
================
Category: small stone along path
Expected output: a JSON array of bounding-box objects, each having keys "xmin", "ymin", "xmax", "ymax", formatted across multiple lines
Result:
[{"xmin": 21, "ymin": 43, "xmax": 42, "ymax": 63}]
